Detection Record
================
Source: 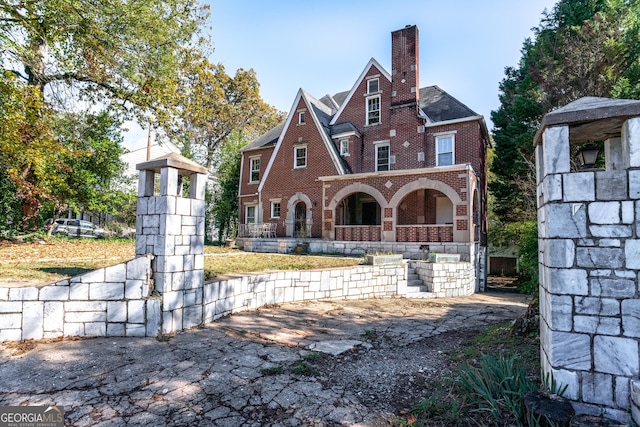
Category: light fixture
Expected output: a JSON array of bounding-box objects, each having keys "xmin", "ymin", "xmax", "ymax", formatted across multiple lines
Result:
[{"xmin": 578, "ymin": 143, "xmax": 600, "ymax": 170}]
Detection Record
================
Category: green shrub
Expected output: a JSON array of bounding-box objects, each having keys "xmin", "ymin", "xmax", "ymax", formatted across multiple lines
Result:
[{"xmin": 457, "ymin": 353, "xmax": 538, "ymax": 425}]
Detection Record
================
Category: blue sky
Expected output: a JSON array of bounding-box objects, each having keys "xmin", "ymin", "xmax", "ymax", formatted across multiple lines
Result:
[{"xmin": 124, "ymin": 0, "xmax": 558, "ymax": 150}]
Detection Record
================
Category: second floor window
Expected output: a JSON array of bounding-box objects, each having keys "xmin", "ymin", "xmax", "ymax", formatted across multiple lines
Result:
[
  {"xmin": 294, "ymin": 145, "xmax": 307, "ymax": 168},
  {"xmin": 367, "ymin": 95, "xmax": 380, "ymax": 125},
  {"xmin": 436, "ymin": 135, "xmax": 454, "ymax": 166},
  {"xmin": 250, "ymin": 157, "xmax": 260, "ymax": 182},
  {"xmin": 376, "ymin": 143, "xmax": 390, "ymax": 171}
]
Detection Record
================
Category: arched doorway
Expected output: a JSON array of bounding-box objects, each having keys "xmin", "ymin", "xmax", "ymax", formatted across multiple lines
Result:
[{"xmin": 294, "ymin": 201, "xmax": 307, "ymax": 237}]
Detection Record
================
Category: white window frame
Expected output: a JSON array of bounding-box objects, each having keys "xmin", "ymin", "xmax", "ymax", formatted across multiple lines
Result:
[
  {"xmin": 366, "ymin": 95, "xmax": 381, "ymax": 125},
  {"xmin": 436, "ymin": 134, "xmax": 455, "ymax": 166},
  {"xmin": 375, "ymin": 142, "xmax": 390, "ymax": 172},
  {"xmin": 249, "ymin": 157, "xmax": 260, "ymax": 183},
  {"xmin": 271, "ymin": 201, "xmax": 281, "ymax": 219},
  {"xmin": 294, "ymin": 144, "xmax": 307, "ymax": 169},
  {"xmin": 367, "ymin": 78, "xmax": 379, "ymax": 94},
  {"xmin": 339, "ymin": 139, "xmax": 349, "ymax": 156},
  {"xmin": 245, "ymin": 205, "xmax": 257, "ymax": 224},
  {"xmin": 298, "ymin": 111, "xmax": 305, "ymax": 125}
]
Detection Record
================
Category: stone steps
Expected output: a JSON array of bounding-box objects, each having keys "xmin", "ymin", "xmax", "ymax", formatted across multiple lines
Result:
[{"xmin": 405, "ymin": 263, "xmax": 434, "ymax": 298}]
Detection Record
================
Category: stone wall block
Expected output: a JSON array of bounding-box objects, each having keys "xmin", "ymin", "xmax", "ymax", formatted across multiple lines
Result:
[
  {"xmin": 43, "ymin": 301, "xmax": 63, "ymax": 334},
  {"xmin": 163, "ymin": 291, "xmax": 184, "ymax": 311},
  {"xmin": 594, "ymin": 335, "xmax": 639, "ymax": 376},
  {"xmin": 9, "ymin": 287, "xmax": 38, "ymax": 301},
  {"xmin": 577, "ymin": 247, "xmax": 623, "ymax": 269},
  {"xmin": 591, "ymin": 276, "xmax": 635, "ymax": 298},
  {"xmin": 622, "ymin": 300, "xmax": 640, "ymax": 338},
  {"xmin": 84, "ymin": 322, "xmax": 106, "ymax": 337},
  {"xmin": 548, "ymin": 331, "xmax": 591, "ymax": 370},
  {"xmin": 125, "ymin": 280, "xmax": 144, "ymax": 299},
  {"xmin": 107, "ymin": 323, "xmax": 125, "ymax": 337},
  {"xmin": 588, "ymin": 202, "xmax": 620, "ymax": 224},
  {"xmin": 547, "ymin": 203, "xmax": 587, "ymax": 238},
  {"xmin": 548, "ymin": 294, "xmax": 573, "ymax": 331},
  {"xmin": 544, "ymin": 174, "xmax": 563, "ymax": 202},
  {"xmin": 160, "ymin": 214, "xmax": 182, "ymax": 236},
  {"xmin": 547, "ymin": 268, "xmax": 588, "ymax": 295},
  {"xmin": 22, "ymin": 301, "xmax": 43, "ymax": 339},
  {"xmin": 589, "ymin": 225, "xmax": 631, "ymax": 238},
  {"xmin": 128, "ymin": 300, "xmax": 145, "ymax": 323},
  {"xmin": 622, "ymin": 201, "xmax": 635, "ymax": 224},
  {"xmin": 145, "ymin": 298, "xmax": 161, "ymax": 337},
  {"xmin": 575, "ymin": 297, "xmax": 619, "ymax": 316},
  {"xmin": 625, "ymin": 239, "xmax": 640, "ymax": 269},
  {"xmin": 126, "ymin": 324, "xmax": 146, "ymax": 337},
  {"xmin": 616, "ymin": 376, "xmax": 630, "ymax": 408},
  {"xmin": 574, "ymin": 315, "xmax": 620, "ymax": 335},
  {"xmin": 105, "ymin": 264, "xmax": 126, "ymax": 283},
  {"xmin": 543, "ymin": 126, "xmax": 571, "ymax": 174},
  {"xmin": 563, "ymin": 173, "xmax": 595, "ymax": 202},
  {"xmin": 107, "ymin": 301, "xmax": 127, "ymax": 322},
  {"xmin": 0, "ymin": 313, "xmax": 21, "ymax": 329},
  {"xmin": 596, "ymin": 171, "xmax": 628, "ymax": 200},
  {"xmin": 545, "ymin": 239, "xmax": 575, "ymax": 268},
  {"xmin": 630, "ymin": 171, "xmax": 640, "ymax": 199},
  {"xmin": 89, "ymin": 283, "xmax": 124, "ymax": 300},
  {"xmin": 625, "ymin": 117, "xmax": 640, "ymax": 167},
  {"xmin": 39, "ymin": 285, "xmax": 69, "ymax": 301},
  {"xmin": 582, "ymin": 372, "xmax": 614, "ymax": 406},
  {"xmin": 176, "ymin": 197, "xmax": 191, "ymax": 215}
]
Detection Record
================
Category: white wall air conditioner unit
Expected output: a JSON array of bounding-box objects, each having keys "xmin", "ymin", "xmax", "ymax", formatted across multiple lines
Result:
[{"xmin": 390, "ymin": 155, "xmax": 396, "ymax": 164}]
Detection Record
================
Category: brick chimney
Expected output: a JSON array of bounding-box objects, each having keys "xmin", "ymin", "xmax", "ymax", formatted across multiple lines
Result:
[{"xmin": 391, "ymin": 25, "xmax": 419, "ymax": 107}]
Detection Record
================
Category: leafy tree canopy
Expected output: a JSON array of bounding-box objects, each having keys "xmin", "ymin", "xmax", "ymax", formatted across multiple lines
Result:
[{"xmin": 490, "ymin": 0, "xmax": 640, "ymax": 223}]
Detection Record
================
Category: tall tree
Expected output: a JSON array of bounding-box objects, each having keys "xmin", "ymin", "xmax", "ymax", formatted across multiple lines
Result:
[
  {"xmin": 45, "ymin": 110, "xmax": 129, "ymax": 228},
  {"xmin": 209, "ymin": 131, "xmax": 246, "ymax": 242},
  {"xmin": 0, "ymin": 0, "xmax": 207, "ymax": 227},
  {"xmin": 161, "ymin": 52, "xmax": 285, "ymax": 169},
  {"xmin": 490, "ymin": 0, "xmax": 640, "ymax": 222},
  {"xmin": 0, "ymin": 0, "xmax": 206, "ymax": 117}
]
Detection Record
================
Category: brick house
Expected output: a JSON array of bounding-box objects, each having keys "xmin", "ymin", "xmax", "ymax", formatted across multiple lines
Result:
[{"xmin": 238, "ymin": 25, "xmax": 489, "ymax": 259}]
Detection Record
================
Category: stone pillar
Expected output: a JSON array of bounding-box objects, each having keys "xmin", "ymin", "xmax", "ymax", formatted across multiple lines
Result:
[
  {"xmin": 535, "ymin": 98, "xmax": 640, "ymax": 424},
  {"xmin": 135, "ymin": 153, "xmax": 207, "ymax": 335}
]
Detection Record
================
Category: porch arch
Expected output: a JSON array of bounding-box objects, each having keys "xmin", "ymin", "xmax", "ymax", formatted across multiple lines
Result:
[
  {"xmin": 286, "ymin": 192, "xmax": 313, "ymax": 237},
  {"xmin": 389, "ymin": 178, "xmax": 465, "ymax": 242},
  {"xmin": 328, "ymin": 183, "xmax": 388, "ymax": 212}
]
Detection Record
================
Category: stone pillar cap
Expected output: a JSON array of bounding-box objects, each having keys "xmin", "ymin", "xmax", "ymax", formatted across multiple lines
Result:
[
  {"xmin": 136, "ymin": 153, "xmax": 207, "ymax": 175},
  {"xmin": 534, "ymin": 96, "xmax": 640, "ymax": 147}
]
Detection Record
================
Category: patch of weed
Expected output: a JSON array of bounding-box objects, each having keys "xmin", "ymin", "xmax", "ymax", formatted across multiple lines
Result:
[
  {"xmin": 261, "ymin": 366, "xmax": 284, "ymax": 376},
  {"xmin": 290, "ymin": 361, "xmax": 320, "ymax": 377}
]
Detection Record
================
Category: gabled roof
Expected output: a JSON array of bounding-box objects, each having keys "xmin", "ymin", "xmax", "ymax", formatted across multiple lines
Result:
[
  {"xmin": 418, "ymin": 86, "xmax": 478, "ymax": 123},
  {"xmin": 329, "ymin": 58, "xmax": 392, "ymax": 126},
  {"xmin": 258, "ymin": 89, "xmax": 347, "ymax": 193},
  {"xmin": 241, "ymin": 121, "xmax": 285, "ymax": 152}
]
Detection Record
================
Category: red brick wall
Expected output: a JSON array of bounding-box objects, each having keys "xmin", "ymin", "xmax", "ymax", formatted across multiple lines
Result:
[{"xmin": 259, "ymin": 97, "xmax": 340, "ymax": 238}]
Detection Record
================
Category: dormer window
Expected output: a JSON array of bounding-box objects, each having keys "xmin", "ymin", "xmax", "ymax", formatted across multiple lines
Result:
[
  {"xmin": 298, "ymin": 111, "xmax": 305, "ymax": 125},
  {"xmin": 367, "ymin": 78, "xmax": 379, "ymax": 94},
  {"xmin": 340, "ymin": 139, "xmax": 349, "ymax": 156}
]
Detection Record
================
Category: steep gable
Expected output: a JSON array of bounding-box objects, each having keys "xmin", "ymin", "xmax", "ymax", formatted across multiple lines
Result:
[
  {"xmin": 258, "ymin": 89, "xmax": 346, "ymax": 193},
  {"xmin": 329, "ymin": 58, "xmax": 392, "ymax": 126}
]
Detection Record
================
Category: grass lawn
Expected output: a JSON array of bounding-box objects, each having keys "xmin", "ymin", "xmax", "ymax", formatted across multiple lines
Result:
[{"xmin": 0, "ymin": 238, "xmax": 363, "ymax": 284}]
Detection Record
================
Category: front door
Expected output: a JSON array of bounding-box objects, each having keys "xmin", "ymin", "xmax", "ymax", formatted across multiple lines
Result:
[{"xmin": 294, "ymin": 202, "xmax": 307, "ymax": 237}]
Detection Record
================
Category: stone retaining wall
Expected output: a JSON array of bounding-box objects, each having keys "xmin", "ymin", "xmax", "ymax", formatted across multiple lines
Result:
[
  {"xmin": 203, "ymin": 263, "xmax": 407, "ymax": 322},
  {"xmin": 0, "ymin": 255, "xmax": 157, "ymax": 342},
  {"xmin": 0, "ymin": 260, "xmax": 407, "ymax": 342},
  {"xmin": 411, "ymin": 261, "xmax": 475, "ymax": 297}
]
